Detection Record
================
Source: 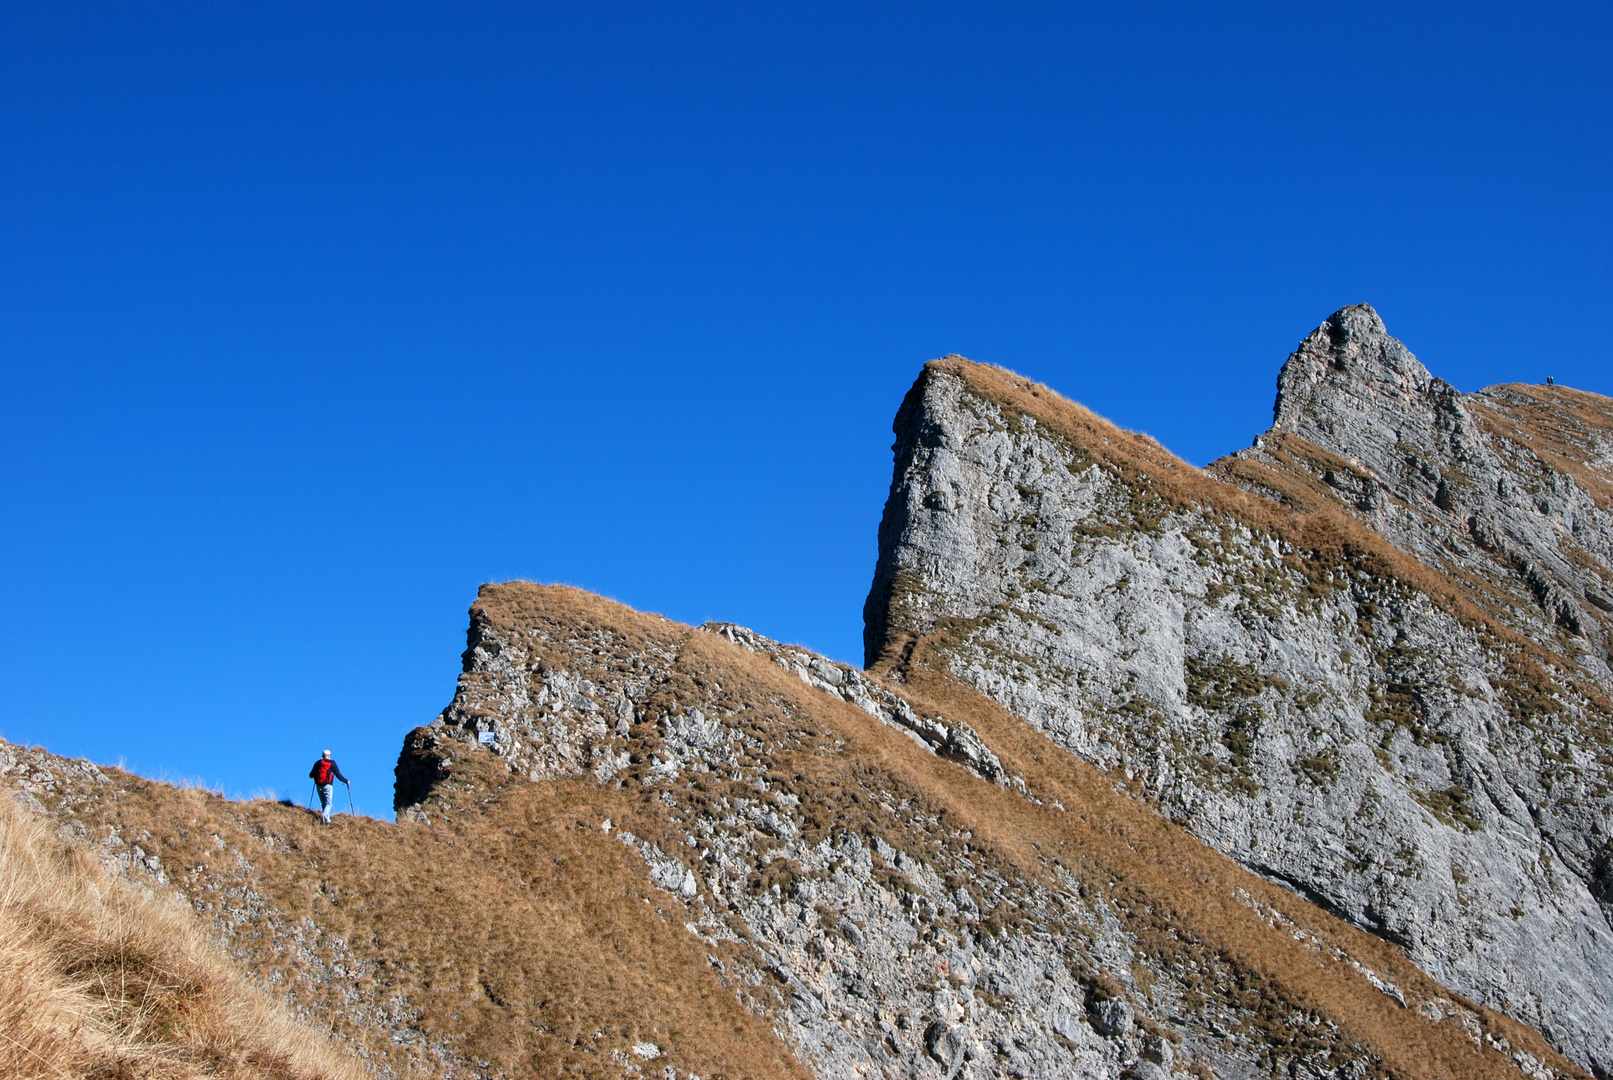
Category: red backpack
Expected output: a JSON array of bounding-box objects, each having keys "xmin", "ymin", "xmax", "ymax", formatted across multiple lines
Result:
[{"xmin": 313, "ymin": 760, "xmax": 336, "ymax": 785}]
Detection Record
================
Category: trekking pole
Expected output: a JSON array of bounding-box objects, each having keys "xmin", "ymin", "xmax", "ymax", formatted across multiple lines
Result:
[
  {"xmin": 308, "ymin": 782, "xmax": 317, "ymax": 811},
  {"xmin": 345, "ymin": 782, "xmax": 354, "ymax": 816}
]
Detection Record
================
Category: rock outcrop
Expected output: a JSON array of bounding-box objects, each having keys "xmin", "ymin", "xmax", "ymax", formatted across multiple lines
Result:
[
  {"xmin": 862, "ymin": 315, "xmax": 1613, "ymax": 1077},
  {"xmin": 398, "ymin": 583, "xmax": 1575, "ymax": 1080},
  {"xmin": 1244, "ymin": 304, "xmax": 1612, "ymax": 663}
]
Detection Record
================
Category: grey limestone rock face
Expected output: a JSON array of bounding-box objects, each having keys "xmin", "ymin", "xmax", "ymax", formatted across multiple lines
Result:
[
  {"xmin": 404, "ymin": 596, "xmax": 1452, "ymax": 1080},
  {"xmin": 863, "ymin": 326, "xmax": 1613, "ymax": 1077},
  {"xmin": 404, "ymin": 614, "xmax": 1146, "ymax": 1079},
  {"xmin": 1245, "ymin": 304, "xmax": 1613, "ymax": 667}
]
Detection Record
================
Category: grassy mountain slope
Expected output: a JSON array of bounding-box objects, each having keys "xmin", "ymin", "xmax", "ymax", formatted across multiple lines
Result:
[
  {"xmin": 5, "ymin": 582, "xmax": 1584, "ymax": 1079},
  {"xmin": 0, "ymin": 786, "xmax": 369, "ymax": 1080},
  {"xmin": 0, "ymin": 737, "xmax": 810, "ymax": 1080},
  {"xmin": 399, "ymin": 583, "xmax": 1577, "ymax": 1080}
]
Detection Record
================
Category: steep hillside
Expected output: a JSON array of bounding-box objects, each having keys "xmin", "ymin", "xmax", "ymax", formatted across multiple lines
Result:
[
  {"xmin": 861, "ymin": 308, "xmax": 1613, "ymax": 1076},
  {"xmin": 0, "ymin": 784, "xmax": 367, "ymax": 1080},
  {"xmin": 7, "ymin": 310, "xmax": 1605, "ymax": 1080},
  {"xmin": 1, "ymin": 735, "xmax": 810, "ymax": 1080},
  {"xmin": 395, "ymin": 583, "xmax": 1573, "ymax": 1080},
  {"xmin": 5, "ymin": 582, "xmax": 1581, "ymax": 1080}
]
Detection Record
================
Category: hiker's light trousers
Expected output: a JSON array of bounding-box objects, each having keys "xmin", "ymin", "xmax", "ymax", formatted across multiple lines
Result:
[{"xmin": 318, "ymin": 783, "xmax": 334, "ymax": 822}]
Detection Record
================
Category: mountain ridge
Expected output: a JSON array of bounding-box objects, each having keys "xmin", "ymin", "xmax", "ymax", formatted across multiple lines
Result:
[
  {"xmin": 862, "ymin": 309, "xmax": 1613, "ymax": 1075},
  {"xmin": 5, "ymin": 305, "xmax": 1609, "ymax": 1080}
]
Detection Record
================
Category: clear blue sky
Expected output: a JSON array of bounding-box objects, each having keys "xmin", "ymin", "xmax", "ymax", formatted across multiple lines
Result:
[{"xmin": 3, "ymin": 3, "xmax": 1608, "ymax": 815}]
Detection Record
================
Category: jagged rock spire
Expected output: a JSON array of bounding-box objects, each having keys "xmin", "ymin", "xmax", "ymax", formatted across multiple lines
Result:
[
  {"xmin": 1269, "ymin": 305, "xmax": 1486, "ymax": 512},
  {"xmin": 1255, "ymin": 304, "xmax": 1599, "ymax": 637},
  {"xmin": 1274, "ymin": 304, "xmax": 1428, "ymax": 428}
]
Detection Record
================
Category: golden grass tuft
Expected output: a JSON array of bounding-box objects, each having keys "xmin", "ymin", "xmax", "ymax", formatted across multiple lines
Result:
[{"xmin": 0, "ymin": 789, "xmax": 369, "ymax": 1080}]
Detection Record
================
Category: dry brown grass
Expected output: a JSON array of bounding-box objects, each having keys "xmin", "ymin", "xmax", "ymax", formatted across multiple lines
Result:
[
  {"xmin": 471, "ymin": 584, "xmax": 1584, "ymax": 1080},
  {"xmin": 0, "ymin": 789, "xmax": 368, "ymax": 1080},
  {"xmin": 5, "ymin": 743, "xmax": 811, "ymax": 1079},
  {"xmin": 1468, "ymin": 384, "xmax": 1613, "ymax": 511}
]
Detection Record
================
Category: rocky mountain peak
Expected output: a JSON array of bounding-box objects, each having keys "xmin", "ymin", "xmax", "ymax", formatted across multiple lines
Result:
[
  {"xmin": 863, "ymin": 336, "xmax": 1613, "ymax": 1075},
  {"xmin": 1247, "ymin": 305, "xmax": 1608, "ymax": 652},
  {"xmin": 1269, "ymin": 304, "xmax": 1478, "ymax": 489},
  {"xmin": 1275, "ymin": 303, "xmax": 1421, "ymax": 405}
]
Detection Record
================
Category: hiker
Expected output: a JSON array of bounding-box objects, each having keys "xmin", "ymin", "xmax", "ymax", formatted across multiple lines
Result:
[{"xmin": 309, "ymin": 750, "xmax": 349, "ymax": 824}]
